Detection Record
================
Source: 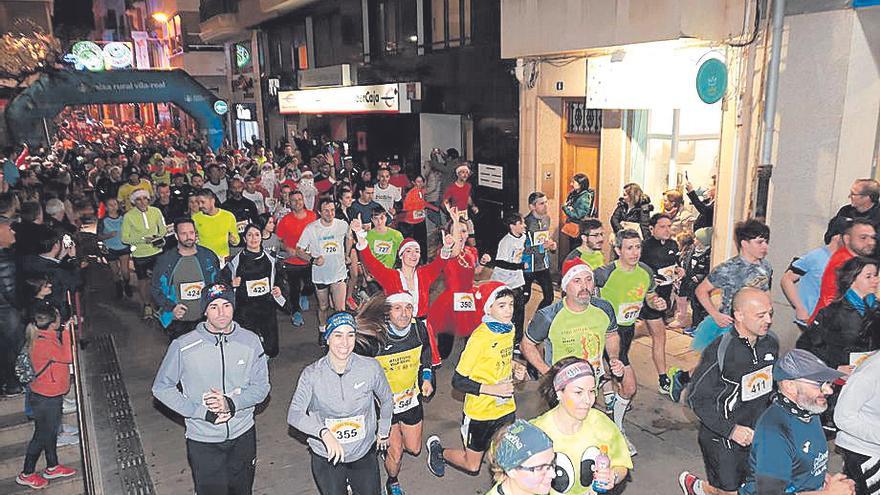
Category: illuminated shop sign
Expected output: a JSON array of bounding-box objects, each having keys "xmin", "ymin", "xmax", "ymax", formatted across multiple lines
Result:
[
  {"xmin": 278, "ymin": 83, "xmax": 420, "ymax": 114},
  {"xmin": 66, "ymin": 41, "xmax": 135, "ymax": 72}
]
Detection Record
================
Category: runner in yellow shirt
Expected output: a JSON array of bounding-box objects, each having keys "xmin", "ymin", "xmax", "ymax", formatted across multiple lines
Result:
[
  {"xmin": 192, "ymin": 189, "xmax": 239, "ymax": 260},
  {"xmin": 426, "ymin": 282, "xmax": 527, "ymax": 477}
]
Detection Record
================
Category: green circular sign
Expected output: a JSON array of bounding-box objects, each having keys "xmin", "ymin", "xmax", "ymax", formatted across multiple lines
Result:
[
  {"xmin": 213, "ymin": 100, "xmax": 229, "ymax": 115},
  {"xmin": 696, "ymin": 58, "xmax": 728, "ymax": 104}
]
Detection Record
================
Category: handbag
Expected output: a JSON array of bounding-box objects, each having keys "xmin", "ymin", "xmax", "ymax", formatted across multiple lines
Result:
[{"xmin": 560, "ymin": 217, "xmax": 580, "ymax": 238}]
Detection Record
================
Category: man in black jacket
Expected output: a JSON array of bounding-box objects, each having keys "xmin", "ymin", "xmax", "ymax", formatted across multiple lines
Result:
[
  {"xmin": 0, "ymin": 214, "xmax": 22, "ymax": 396},
  {"xmin": 680, "ymin": 288, "xmax": 779, "ymax": 495},
  {"xmin": 21, "ymin": 231, "xmax": 82, "ymax": 321}
]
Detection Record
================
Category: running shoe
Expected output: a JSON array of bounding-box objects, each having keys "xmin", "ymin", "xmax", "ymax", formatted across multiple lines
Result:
[
  {"xmin": 426, "ymin": 435, "xmax": 446, "ymax": 477},
  {"xmin": 62, "ymin": 397, "xmax": 77, "ymax": 414},
  {"xmin": 16, "ymin": 472, "xmax": 49, "ymax": 489},
  {"xmin": 659, "ymin": 377, "xmax": 672, "ymax": 397},
  {"xmin": 678, "ymin": 471, "xmax": 705, "ymax": 495},
  {"xmin": 386, "ymin": 480, "xmax": 405, "ymax": 495},
  {"xmin": 604, "ymin": 393, "xmax": 616, "ymax": 414},
  {"xmin": 621, "ymin": 431, "xmax": 637, "ymax": 457},
  {"xmin": 300, "ymin": 295, "xmax": 310, "ymax": 311},
  {"xmin": 142, "ymin": 305, "xmax": 153, "ymax": 320},
  {"xmin": 43, "ymin": 464, "xmax": 77, "ymax": 479},
  {"xmin": 61, "ymin": 423, "xmax": 79, "ymax": 435},
  {"xmin": 56, "ymin": 433, "xmax": 79, "ymax": 447},
  {"xmin": 669, "ymin": 368, "xmax": 687, "ymax": 403},
  {"xmin": 682, "ymin": 326, "xmax": 696, "ymax": 337},
  {"xmin": 291, "ymin": 312, "xmax": 304, "ymax": 327}
]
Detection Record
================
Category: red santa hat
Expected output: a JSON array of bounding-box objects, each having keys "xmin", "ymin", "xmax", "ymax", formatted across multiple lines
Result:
[
  {"xmin": 474, "ymin": 281, "xmax": 509, "ymax": 316},
  {"xmin": 561, "ymin": 258, "xmax": 593, "ymax": 291}
]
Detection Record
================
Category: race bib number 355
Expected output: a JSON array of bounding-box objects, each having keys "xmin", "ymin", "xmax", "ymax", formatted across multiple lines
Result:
[{"xmin": 324, "ymin": 415, "xmax": 366, "ymax": 445}]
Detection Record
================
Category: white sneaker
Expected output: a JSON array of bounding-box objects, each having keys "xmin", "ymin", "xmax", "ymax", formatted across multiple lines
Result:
[
  {"xmin": 62, "ymin": 398, "xmax": 77, "ymax": 414},
  {"xmin": 622, "ymin": 431, "xmax": 637, "ymax": 457},
  {"xmin": 61, "ymin": 424, "xmax": 79, "ymax": 435},
  {"xmin": 56, "ymin": 433, "xmax": 80, "ymax": 447}
]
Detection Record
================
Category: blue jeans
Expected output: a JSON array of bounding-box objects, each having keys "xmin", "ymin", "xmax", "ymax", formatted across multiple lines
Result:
[{"xmin": 691, "ymin": 315, "xmax": 731, "ymax": 352}]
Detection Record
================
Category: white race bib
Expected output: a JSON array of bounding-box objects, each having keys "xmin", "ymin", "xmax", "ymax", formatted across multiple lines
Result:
[
  {"xmin": 321, "ymin": 240, "xmax": 340, "ymax": 255},
  {"xmin": 741, "ymin": 365, "xmax": 773, "ymax": 401},
  {"xmin": 850, "ymin": 351, "xmax": 875, "ymax": 369},
  {"xmin": 453, "ymin": 292, "xmax": 476, "ymax": 312},
  {"xmin": 236, "ymin": 220, "xmax": 248, "ymax": 233},
  {"xmin": 392, "ymin": 386, "xmax": 420, "ymax": 414},
  {"xmin": 324, "ymin": 415, "xmax": 366, "ymax": 445},
  {"xmin": 617, "ymin": 302, "xmax": 642, "ymax": 325},
  {"xmin": 179, "ymin": 281, "xmax": 205, "ymax": 301},
  {"xmin": 412, "ymin": 209, "xmax": 426, "ymax": 220},
  {"xmin": 245, "ymin": 277, "xmax": 270, "ymax": 297},
  {"xmin": 656, "ymin": 265, "xmax": 677, "ymax": 286},
  {"xmin": 373, "ymin": 240, "xmax": 392, "ymax": 255}
]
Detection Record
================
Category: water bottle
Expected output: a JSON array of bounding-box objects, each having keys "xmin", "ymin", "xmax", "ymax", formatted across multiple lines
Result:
[{"xmin": 592, "ymin": 445, "xmax": 612, "ymax": 493}]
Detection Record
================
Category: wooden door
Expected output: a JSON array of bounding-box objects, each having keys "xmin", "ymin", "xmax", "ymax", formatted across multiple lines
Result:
[{"xmin": 561, "ymin": 135, "xmax": 600, "ymax": 211}]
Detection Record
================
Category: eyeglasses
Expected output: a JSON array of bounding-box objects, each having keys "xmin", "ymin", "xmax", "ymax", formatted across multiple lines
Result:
[
  {"xmin": 795, "ymin": 379, "xmax": 832, "ymax": 391},
  {"xmin": 849, "ymin": 192, "xmax": 868, "ymax": 198},
  {"xmin": 516, "ymin": 461, "xmax": 556, "ymax": 474}
]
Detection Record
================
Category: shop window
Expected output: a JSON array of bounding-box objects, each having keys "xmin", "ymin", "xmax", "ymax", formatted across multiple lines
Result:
[
  {"xmin": 375, "ymin": 0, "xmax": 418, "ymax": 56},
  {"xmin": 166, "ymin": 15, "xmax": 183, "ymax": 56},
  {"xmin": 431, "ymin": 0, "xmax": 471, "ymax": 50}
]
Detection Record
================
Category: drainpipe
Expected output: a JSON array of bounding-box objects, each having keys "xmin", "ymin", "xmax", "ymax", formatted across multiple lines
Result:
[{"xmin": 754, "ymin": 0, "xmax": 786, "ymax": 219}]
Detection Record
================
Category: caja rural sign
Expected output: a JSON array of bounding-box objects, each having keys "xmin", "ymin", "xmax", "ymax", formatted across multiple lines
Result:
[{"xmin": 278, "ymin": 83, "xmax": 421, "ymax": 115}]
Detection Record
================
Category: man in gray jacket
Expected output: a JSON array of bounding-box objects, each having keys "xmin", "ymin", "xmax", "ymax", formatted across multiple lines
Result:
[{"xmin": 152, "ymin": 282, "xmax": 270, "ymax": 495}]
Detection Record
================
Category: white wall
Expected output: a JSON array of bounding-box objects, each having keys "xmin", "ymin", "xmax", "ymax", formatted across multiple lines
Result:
[{"xmin": 767, "ymin": 8, "xmax": 880, "ymax": 350}]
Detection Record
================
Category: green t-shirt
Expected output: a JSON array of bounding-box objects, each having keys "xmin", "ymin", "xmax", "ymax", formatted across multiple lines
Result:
[
  {"xmin": 531, "ymin": 408, "xmax": 633, "ymax": 494},
  {"xmin": 565, "ymin": 246, "xmax": 606, "ymax": 270},
  {"xmin": 594, "ymin": 261, "xmax": 655, "ymax": 327},
  {"xmin": 525, "ymin": 300, "xmax": 617, "ymax": 375},
  {"xmin": 365, "ymin": 228, "xmax": 404, "ymax": 268}
]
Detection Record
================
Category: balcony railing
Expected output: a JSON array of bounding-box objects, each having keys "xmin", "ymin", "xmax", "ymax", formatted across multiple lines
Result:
[{"xmin": 200, "ymin": 0, "xmax": 239, "ymax": 23}]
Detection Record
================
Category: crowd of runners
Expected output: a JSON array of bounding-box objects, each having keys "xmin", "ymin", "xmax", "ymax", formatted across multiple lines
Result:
[{"xmin": 0, "ymin": 121, "xmax": 877, "ymax": 495}]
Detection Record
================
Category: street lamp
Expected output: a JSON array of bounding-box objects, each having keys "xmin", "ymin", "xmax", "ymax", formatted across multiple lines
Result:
[{"xmin": 151, "ymin": 12, "xmax": 169, "ymax": 23}]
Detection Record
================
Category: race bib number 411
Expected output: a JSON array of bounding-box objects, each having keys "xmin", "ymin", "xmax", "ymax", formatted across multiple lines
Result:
[{"xmin": 741, "ymin": 365, "xmax": 773, "ymax": 402}]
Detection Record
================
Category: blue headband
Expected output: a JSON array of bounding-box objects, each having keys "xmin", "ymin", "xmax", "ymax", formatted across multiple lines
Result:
[{"xmin": 324, "ymin": 312, "xmax": 356, "ymax": 340}]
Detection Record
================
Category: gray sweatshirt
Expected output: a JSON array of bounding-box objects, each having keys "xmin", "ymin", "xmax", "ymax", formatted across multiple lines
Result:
[
  {"xmin": 288, "ymin": 353, "xmax": 393, "ymax": 462},
  {"xmin": 835, "ymin": 352, "xmax": 880, "ymax": 457},
  {"xmin": 152, "ymin": 322, "xmax": 270, "ymax": 443}
]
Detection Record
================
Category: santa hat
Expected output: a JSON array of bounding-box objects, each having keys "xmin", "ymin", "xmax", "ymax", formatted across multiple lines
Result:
[
  {"xmin": 386, "ymin": 291, "xmax": 414, "ymax": 306},
  {"xmin": 398, "ymin": 238, "xmax": 420, "ymax": 257},
  {"xmin": 561, "ymin": 258, "xmax": 593, "ymax": 291},
  {"xmin": 474, "ymin": 281, "xmax": 509, "ymax": 316}
]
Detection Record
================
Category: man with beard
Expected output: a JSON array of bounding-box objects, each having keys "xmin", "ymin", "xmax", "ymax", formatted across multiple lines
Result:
[
  {"xmin": 152, "ymin": 219, "xmax": 221, "ymax": 340},
  {"xmin": 221, "ymin": 178, "xmax": 260, "ymax": 227},
  {"xmin": 521, "ymin": 258, "xmax": 618, "ymax": 378},
  {"xmin": 679, "ymin": 288, "xmax": 779, "ymax": 495},
  {"xmin": 565, "ymin": 218, "xmax": 608, "ymax": 269},
  {"xmin": 738, "ymin": 349, "xmax": 854, "ymax": 495},
  {"xmin": 811, "ymin": 219, "xmax": 877, "ymax": 319}
]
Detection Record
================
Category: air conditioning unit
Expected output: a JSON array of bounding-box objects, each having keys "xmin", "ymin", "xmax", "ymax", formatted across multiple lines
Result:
[{"xmin": 298, "ymin": 64, "xmax": 356, "ymax": 88}]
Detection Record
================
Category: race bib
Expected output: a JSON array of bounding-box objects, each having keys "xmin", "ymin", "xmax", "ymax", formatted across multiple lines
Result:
[
  {"xmin": 236, "ymin": 220, "xmax": 248, "ymax": 233},
  {"xmin": 656, "ymin": 265, "xmax": 677, "ymax": 286},
  {"xmin": 412, "ymin": 209, "xmax": 426, "ymax": 220},
  {"xmin": 324, "ymin": 415, "xmax": 366, "ymax": 445},
  {"xmin": 373, "ymin": 240, "xmax": 392, "ymax": 255},
  {"xmin": 850, "ymin": 351, "xmax": 875, "ymax": 369},
  {"xmin": 453, "ymin": 292, "xmax": 476, "ymax": 312},
  {"xmin": 533, "ymin": 230, "xmax": 550, "ymax": 247},
  {"xmin": 741, "ymin": 365, "xmax": 773, "ymax": 401},
  {"xmin": 321, "ymin": 240, "xmax": 340, "ymax": 255},
  {"xmin": 245, "ymin": 277, "xmax": 270, "ymax": 297},
  {"xmin": 617, "ymin": 302, "xmax": 642, "ymax": 325},
  {"xmin": 393, "ymin": 386, "xmax": 420, "ymax": 414},
  {"xmin": 179, "ymin": 281, "xmax": 205, "ymax": 301}
]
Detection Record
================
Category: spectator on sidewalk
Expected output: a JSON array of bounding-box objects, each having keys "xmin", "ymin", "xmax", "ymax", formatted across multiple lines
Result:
[{"xmin": 0, "ymin": 213, "xmax": 22, "ymax": 397}]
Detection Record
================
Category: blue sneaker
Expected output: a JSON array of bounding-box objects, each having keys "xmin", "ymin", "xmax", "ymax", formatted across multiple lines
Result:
[
  {"xmin": 386, "ymin": 480, "xmax": 405, "ymax": 495},
  {"xmin": 291, "ymin": 312, "xmax": 304, "ymax": 327},
  {"xmin": 682, "ymin": 326, "xmax": 696, "ymax": 337},
  {"xmin": 671, "ymin": 369, "xmax": 687, "ymax": 403},
  {"xmin": 426, "ymin": 435, "xmax": 445, "ymax": 477},
  {"xmin": 299, "ymin": 295, "xmax": 310, "ymax": 311}
]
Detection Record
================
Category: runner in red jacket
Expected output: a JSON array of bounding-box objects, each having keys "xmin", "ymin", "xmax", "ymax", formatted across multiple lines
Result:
[{"xmin": 352, "ymin": 218, "xmax": 452, "ymax": 365}]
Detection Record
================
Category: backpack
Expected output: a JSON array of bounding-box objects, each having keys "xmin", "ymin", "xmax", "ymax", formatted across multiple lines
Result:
[
  {"xmin": 686, "ymin": 332, "xmax": 736, "ymax": 410},
  {"xmin": 14, "ymin": 347, "xmax": 52, "ymax": 385}
]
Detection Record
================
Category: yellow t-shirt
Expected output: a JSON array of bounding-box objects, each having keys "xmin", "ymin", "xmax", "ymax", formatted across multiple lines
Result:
[
  {"xmin": 193, "ymin": 209, "xmax": 239, "ymax": 258},
  {"xmin": 456, "ymin": 323, "xmax": 515, "ymax": 421},
  {"xmin": 531, "ymin": 408, "xmax": 632, "ymax": 494}
]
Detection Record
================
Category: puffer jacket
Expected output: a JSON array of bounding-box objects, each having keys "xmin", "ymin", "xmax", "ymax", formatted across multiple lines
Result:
[
  {"xmin": 610, "ymin": 196, "xmax": 653, "ymax": 238},
  {"xmin": 797, "ymin": 298, "xmax": 880, "ymax": 369}
]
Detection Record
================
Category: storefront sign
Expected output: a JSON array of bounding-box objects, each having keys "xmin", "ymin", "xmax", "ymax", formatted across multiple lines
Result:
[
  {"xmin": 696, "ymin": 58, "xmax": 728, "ymax": 104},
  {"xmin": 278, "ymin": 83, "xmax": 420, "ymax": 115},
  {"xmin": 478, "ymin": 163, "xmax": 504, "ymax": 190},
  {"xmin": 235, "ymin": 44, "xmax": 251, "ymax": 69},
  {"xmin": 67, "ymin": 41, "xmax": 134, "ymax": 72},
  {"xmin": 213, "ymin": 100, "xmax": 229, "ymax": 115}
]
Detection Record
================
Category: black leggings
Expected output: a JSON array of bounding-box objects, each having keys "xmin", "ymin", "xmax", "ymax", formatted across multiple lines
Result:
[
  {"xmin": 311, "ymin": 447, "xmax": 381, "ymax": 495},
  {"xmin": 24, "ymin": 393, "xmax": 63, "ymax": 474},
  {"xmin": 283, "ymin": 263, "xmax": 314, "ymax": 314},
  {"xmin": 523, "ymin": 269, "xmax": 554, "ymax": 311},
  {"xmin": 237, "ymin": 300, "xmax": 280, "ymax": 358},
  {"xmin": 186, "ymin": 426, "xmax": 257, "ymax": 495}
]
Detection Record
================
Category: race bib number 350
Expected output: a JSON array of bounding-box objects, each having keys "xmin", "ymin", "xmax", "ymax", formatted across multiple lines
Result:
[
  {"xmin": 324, "ymin": 415, "xmax": 366, "ymax": 445},
  {"xmin": 453, "ymin": 292, "xmax": 476, "ymax": 312},
  {"xmin": 741, "ymin": 365, "xmax": 773, "ymax": 401}
]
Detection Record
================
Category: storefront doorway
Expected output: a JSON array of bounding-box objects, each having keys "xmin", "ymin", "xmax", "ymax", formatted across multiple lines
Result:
[{"xmin": 561, "ymin": 101, "xmax": 601, "ymax": 210}]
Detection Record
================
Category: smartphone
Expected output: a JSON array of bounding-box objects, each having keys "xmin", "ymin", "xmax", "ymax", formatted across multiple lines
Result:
[{"xmin": 62, "ymin": 234, "xmax": 74, "ymax": 249}]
